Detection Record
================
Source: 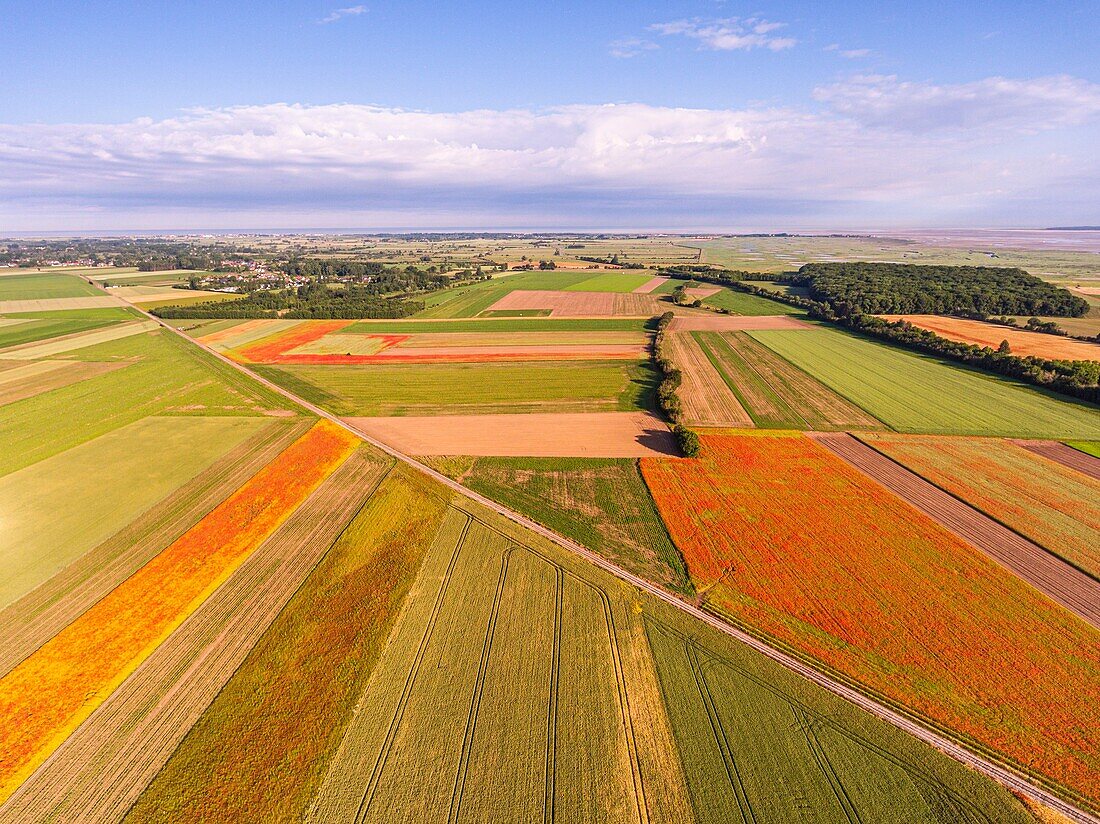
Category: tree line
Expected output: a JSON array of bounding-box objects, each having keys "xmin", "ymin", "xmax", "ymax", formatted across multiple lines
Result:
[
  {"xmin": 153, "ymin": 283, "xmax": 423, "ymax": 320},
  {"xmin": 653, "ymin": 311, "xmax": 701, "ymax": 457}
]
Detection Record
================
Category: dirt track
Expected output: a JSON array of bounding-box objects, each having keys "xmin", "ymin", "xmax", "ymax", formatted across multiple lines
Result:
[
  {"xmin": 812, "ymin": 432, "xmax": 1100, "ymax": 628},
  {"xmin": 667, "ymin": 315, "xmax": 812, "ymax": 331},
  {"xmin": 1014, "ymin": 440, "xmax": 1100, "ymax": 482},
  {"xmin": 0, "ymin": 451, "xmax": 387, "ymax": 823},
  {"xmin": 101, "ymin": 289, "xmax": 1100, "ymax": 824},
  {"xmin": 345, "ymin": 411, "xmax": 678, "ymax": 457}
]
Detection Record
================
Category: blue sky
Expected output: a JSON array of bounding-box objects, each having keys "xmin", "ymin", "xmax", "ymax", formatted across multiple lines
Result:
[{"xmin": 1, "ymin": 1, "xmax": 1098, "ymax": 230}]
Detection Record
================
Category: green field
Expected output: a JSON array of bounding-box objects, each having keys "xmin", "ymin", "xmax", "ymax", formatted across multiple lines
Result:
[
  {"xmin": 429, "ymin": 456, "xmax": 691, "ymax": 595},
  {"xmin": 0, "ymin": 307, "xmax": 133, "ymax": 350},
  {"xmin": 699, "ymin": 285, "xmax": 802, "ymax": 315},
  {"xmin": 753, "ymin": 326, "xmax": 1100, "ymax": 438},
  {"xmin": 300, "ymin": 496, "xmax": 1031, "ymax": 822},
  {"xmin": 693, "ymin": 331, "xmax": 884, "ymax": 431},
  {"xmin": 0, "ymin": 415, "xmax": 268, "ymax": 608},
  {"xmin": 254, "ymin": 359, "xmax": 658, "ymax": 416},
  {"xmin": 562, "ymin": 272, "xmax": 654, "ymax": 292},
  {"xmin": 0, "ymin": 329, "xmax": 296, "ymax": 476},
  {"xmin": 344, "ymin": 317, "xmax": 649, "ymax": 334},
  {"xmin": 1067, "ymin": 441, "xmax": 1100, "ymax": 458},
  {"xmin": 415, "ymin": 271, "xmax": 598, "ymax": 318},
  {"xmin": 0, "ymin": 273, "xmax": 101, "ymax": 301}
]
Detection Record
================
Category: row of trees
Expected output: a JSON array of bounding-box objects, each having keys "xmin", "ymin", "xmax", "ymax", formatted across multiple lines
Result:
[
  {"xmin": 792, "ymin": 262, "xmax": 1089, "ymax": 317},
  {"xmin": 653, "ymin": 312, "xmax": 700, "ymax": 457},
  {"xmin": 153, "ymin": 283, "xmax": 423, "ymax": 320}
]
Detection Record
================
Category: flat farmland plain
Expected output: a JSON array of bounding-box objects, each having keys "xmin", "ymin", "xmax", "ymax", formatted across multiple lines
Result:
[
  {"xmin": 485, "ymin": 289, "xmax": 663, "ymax": 317},
  {"xmin": 254, "ymin": 360, "xmax": 658, "ymax": 417},
  {"xmin": 881, "ymin": 315, "xmax": 1100, "ymax": 361},
  {"xmin": 0, "ymin": 415, "xmax": 267, "ymax": 608},
  {"xmin": 640, "ymin": 431, "xmax": 1100, "ymax": 807},
  {"xmin": 753, "ymin": 326, "xmax": 1100, "ymax": 438},
  {"xmin": 694, "ymin": 331, "xmax": 883, "ymax": 430},
  {"xmin": 0, "ymin": 307, "xmax": 131, "ymax": 350},
  {"xmin": 0, "ymin": 273, "xmax": 101, "ymax": 301},
  {"xmin": 305, "ymin": 498, "xmax": 1032, "ymax": 823},
  {"xmin": 860, "ymin": 433, "xmax": 1100, "ymax": 579},
  {"xmin": 661, "ymin": 331, "xmax": 753, "ymax": 427}
]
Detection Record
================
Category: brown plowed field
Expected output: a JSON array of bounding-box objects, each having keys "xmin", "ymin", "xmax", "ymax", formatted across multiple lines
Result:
[
  {"xmin": 0, "ymin": 449, "xmax": 389, "ymax": 823},
  {"xmin": 662, "ymin": 332, "xmax": 753, "ymax": 427},
  {"xmin": 344, "ymin": 411, "xmax": 678, "ymax": 457},
  {"xmin": 484, "ymin": 290, "xmax": 661, "ymax": 317},
  {"xmin": 667, "ymin": 315, "xmax": 812, "ymax": 331},
  {"xmin": 812, "ymin": 432, "xmax": 1100, "ymax": 627},
  {"xmin": 0, "ymin": 419, "xmax": 309, "ymax": 679},
  {"xmin": 684, "ymin": 286, "xmax": 721, "ymax": 299},
  {"xmin": 1015, "ymin": 440, "xmax": 1100, "ymax": 482},
  {"xmin": 632, "ymin": 276, "xmax": 670, "ymax": 293},
  {"xmin": 881, "ymin": 315, "xmax": 1100, "ymax": 361}
]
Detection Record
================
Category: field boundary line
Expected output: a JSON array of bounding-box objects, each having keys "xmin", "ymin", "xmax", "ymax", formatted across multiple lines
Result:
[
  {"xmin": 123, "ymin": 299, "xmax": 1100, "ymax": 824},
  {"xmin": 352, "ymin": 515, "xmax": 471, "ymax": 823},
  {"xmin": 544, "ymin": 567, "xmax": 562, "ymax": 824},
  {"xmin": 853, "ymin": 433, "xmax": 1100, "ymax": 585},
  {"xmin": 796, "ymin": 707, "xmax": 860, "ymax": 824}
]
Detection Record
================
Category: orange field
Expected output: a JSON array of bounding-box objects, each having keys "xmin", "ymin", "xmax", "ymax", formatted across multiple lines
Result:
[
  {"xmin": 640, "ymin": 431, "xmax": 1100, "ymax": 803},
  {"xmin": 880, "ymin": 315, "xmax": 1100, "ymax": 361},
  {"xmin": 0, "ymin": 420, "xmax": 359, "ymax": 800},
  {"xmin": 233, "ymin": 320, "xmax": 355, "ymax": 363},
  {"xmin": 861, "ymin": 433, "xmax": 1100, "ymax": 578}
]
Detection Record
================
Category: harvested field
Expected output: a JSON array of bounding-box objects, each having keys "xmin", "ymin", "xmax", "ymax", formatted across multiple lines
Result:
[
  {"xmin": 257, "ymin": 360, "xmax": 655, "ymax": 417},
  {"xmin": 683, "ymin": 286, "xmax": 721, "ymax": 299},
  {"xmin": 881, "ymin": 315, "xmax": 1100, "ymax": 361},
  {"xmin": 633, "ymin": 276, "xmax": 670, "ymax": 293},
  {"xmin": 0, "ymin": 421, "xmax": 358, "ymax": 801},
  {"xmin": 818, "ymin": 432, "xmax": 1100, "ymax": 619},
  {"xmin": 640, "ymin": 431, "xmax": 1100, "ymax": 804},
  {"xmin": 346, "ymin": 411, "xmax": 677, "ymax": 457},
  {"xmin": 0, "ymin": 449, "xmax": 388, "ymax": 823},
  {"xmin": 484, "ymin": 289, "xmax": 662, "ymax": 317},
  {"xmin": 107, "ymin": 285, "xmax": 237, "ymax": 305},
  {"xmin": 0, "ymin": 360, "xmax": 125, "ymax": 406},
  {"xmin": 123, "ymin": 465, "xmax": 447, "ymax": 824},
  {"xmin": 0, "ymin": 296, "xmax": 124, "ymax": 313},
  {"xmin": 661, "ymin": 331, "xmax": 753, "ymax": 427},
  {"xmin": 667, "ymin": 314, "xmax": 811, "ymax": 331},
  {"xmin": 437, "ymin": 456, "xmax": 691, "ymax": 594},
  {"xmin": 0, "ymin": 419, "xmax": 309, "ymax": 679},
  {"xmin": 695, "ymin": 331, "xmax": 883, "ymax": 430},
  {"xmin": 754, "ymin": 326, "xmax": 1100, "ymax": 438},
  {"xmin": 0, "ymin": 320, "xmax": 156, "ymax": 360},
  {"xmin": 1018, "ymin": 439, "xmax": 1100, "ymax": 481},
  {"xmin": 0, "ymin": 415, "xmax": 268, "ymax": 609}
]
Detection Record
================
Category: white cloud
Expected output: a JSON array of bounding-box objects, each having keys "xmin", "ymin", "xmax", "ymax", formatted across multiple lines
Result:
[
  {"xmin": 840, "ymin": 49, "xmax": 870, "ymax": 59},
  {"xmin": 814, "ymin": 74, "xmax": 1100, "ymax": 132},
  {"xmin": 319, "ymin": 5, "xmax": 366, "ymax": 24},
  {"xmin": 609, "ymin": 37, "xmax": 658, "ymax": 59},
  {"xmin": 650, "ymin": 17, "xmax": 796, "ymax": 52},
  {"xmin": 0, "ymin": 82, "xmax": 1095, "ymax": 229}
]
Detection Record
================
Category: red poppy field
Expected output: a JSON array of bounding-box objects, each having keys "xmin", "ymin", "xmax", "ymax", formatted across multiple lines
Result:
[{"xmin": 640, "ymin": 430, "xmax": 1100, "ymax": 805}]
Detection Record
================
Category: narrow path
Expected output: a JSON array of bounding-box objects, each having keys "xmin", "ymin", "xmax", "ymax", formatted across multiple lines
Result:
[
  {"xmin": 119, "ymin": 299, "xmax": 1100, "ymax": 824},
  {"xmin": 812, "ymin": 432, "xmax": 1100, "ymax": 628},
  {"xmin": 1013, "ymin": 439, "xmax": 1100, "ymax": 482}
]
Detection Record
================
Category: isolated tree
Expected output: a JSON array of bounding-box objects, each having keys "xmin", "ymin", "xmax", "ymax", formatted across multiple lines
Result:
[{"xmin": 998, "ymin": 340, "xmax": 1012, "ymax": 355}]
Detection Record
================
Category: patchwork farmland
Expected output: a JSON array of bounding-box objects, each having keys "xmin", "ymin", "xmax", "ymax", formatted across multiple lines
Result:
[{"xmin": 3, "ymin": 253, "xmax": 1099, "ymax": 824}]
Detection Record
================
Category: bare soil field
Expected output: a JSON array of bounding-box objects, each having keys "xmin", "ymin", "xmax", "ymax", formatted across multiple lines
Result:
[
  {"xmin": 1015, "ymin": 439, "xmax": 1100, "ymax": 482},
  {"xmin": 684, "ymin": 286, "xmax": 722, "ymax": 299},
  {"xmin": 344, "ymin": 411, "xmax": 678, "ymax": 457},
  {"xmin": 667, "ymin": 315, "xmax": 812, "ymax": 331},
  {"xmin": 813, "ymin": 432, "xmax": 1100, "ymax": 627},
  {"xmin": 0, "ymin": 449, "xmax": 388, "ymax": 823},
  {"xmin": 484, "ymin": 290, "xmax": 661, "ymax": 317},
  {"xmin": 0, "ymin": 296, "xmax": 124, "ymax": 313},
  {"xmin": 662, "ymin": 332, "xmax": 753, "ymax": 427},
  {"xmin": 881, "ymin": 315, "xmax": 1100, "ymax": 361},
  {"xmin": 633, "ymin": 276, "xmax": 670, "ymax": 293}
]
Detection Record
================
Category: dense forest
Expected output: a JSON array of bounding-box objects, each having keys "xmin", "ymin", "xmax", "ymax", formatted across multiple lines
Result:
[
  {"xmin": 280, "ymin": 259, "xmax": 455, "ymax": 293},
  {"xmin": 792, "ymin": 262, "xmax": 1089, "ymax": 317},
  {"xmin": 153, "ymin": 283, "xmax": 422, "ymax": 320}
]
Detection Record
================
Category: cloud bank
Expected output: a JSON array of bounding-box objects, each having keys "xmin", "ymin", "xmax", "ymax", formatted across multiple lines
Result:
[
  {"xmin": 650, "ymin": 17, "xmax": 796, "ymax": 52},
  {"xmin": 0, "ymin": 74, "xmax": 1097, "ymax": 230}
]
